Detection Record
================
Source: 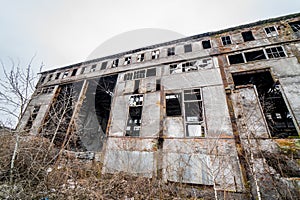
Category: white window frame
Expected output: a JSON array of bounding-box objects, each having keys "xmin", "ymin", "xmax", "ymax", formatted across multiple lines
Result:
[{"xmin": 264, "ymin": 26, "xmax": 279, "ymax": 37}]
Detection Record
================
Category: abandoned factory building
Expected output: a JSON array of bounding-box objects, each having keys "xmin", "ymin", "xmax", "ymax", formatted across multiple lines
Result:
[{"xmin": 18, "ymin": 13, "xmax": 300, "ymax": 198}]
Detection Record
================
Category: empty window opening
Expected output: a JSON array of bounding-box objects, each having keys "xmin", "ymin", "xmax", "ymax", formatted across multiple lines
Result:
[
  {"xmin": 133, "ymin": 80, "xmax": 140, "ymax": 94},
  {"xmin": 112, "ymin": 59, "xmax": 119, "ymax": 68},
  {"xmin": 167, "ymin": 47, "xmax": 175, "ymax": 56},
  {"xmin": 184, "ymin": 44, "xmax": 192, "ymax": 53},
  {"xmin": 42, "ymin": 86, "xmax": 55, "ymax": 94},
  {"xmin": 24, "ymin": 105, "xmax": 40, "ymax": 131},
  {"xmin": 71, "ymin": 68, "xmax": 78, "ymax": 76},
  {"xmin": 126, "ymin": 95, "xmax": 144, "ymax": 137},
  {"xmin": 244, "ymin": 50, "xmax": 266, "ymax": 62},
  {"xmin": 202, "ymin": 40, "xmax": 211, "ymax": 49},
  {"xmin": 80, "ymin": 67, "xmax": 86, "ymax": 74},
  {"xmin": 146, "ymin": 68, "xmax": 156, "ymax": 77},
  {"xmin": 166, "ymin": 93, "xmax": 182, "ymax": 116},
  {"xmin": 137, "ymin": 53, "xmax": 145, "ymax": 62},
  {"xmin": 40, "ymin": 75, "xmax": 46, "ymax": 84},
  {"xmin": 124, "ymin": 56, "xmax": 131, "ymax": 65},
  {"xmin": 156, "ymin": 79, "xmax": 161, "ymax": 91},
  {"xmin": 170, "ymin": 64, "xmax": 179, "ymax": 74},
  {"xmin": 152, "ymin": 50, "xmax": 160, "ymax": 59},
  {"xmin": 289, "ymin": 21, "xmax": 300, "ymax": 32},
  {"xmin": 228, "ymin": 53, "xmax": 245, "ymax": 64},
  {"xmin": 242, "ymin": 31, "xmax": 255, "ymax": 42},
  {"xmin": 266, "ymin": 46, "xmax": 286, "ymax": 58},
  {"xmin": 62, "ymin": 71, "xmax": 69, "ymax": 79},
  {"xmin": 184, "ymin": 89, "xmax": 205, "ymax": 137},
  {"xmin": 101, "ymin": 61, "xmax": 107, "ymax": 70},
  {"xmin": 134, "ymin": 70, "xmax": 145, "ymax": 79},
  {"xmin": 124, "ymin": 72, "xmax": 133, "ymax": 81},
  {"xmin": 232, "ymin": 71, "xmax": 297, "ymax": 138},
  {"xmin": 47, "ymin": 74, "xmax": 53, "ymax": 82},
  {"xmin": 264, "ymin": 26, "xmax": 278, "ymax": 37},
  {"xmin": 221, "ymin": 36, "xmax": 232, "ymax": 45},
  {"xmin": 55, "ymin": 72, "xmax": 61, "ymax": 79},
  {"xmin": 90, "ymin": 64, "xmax": 97, "ymax": 72}
]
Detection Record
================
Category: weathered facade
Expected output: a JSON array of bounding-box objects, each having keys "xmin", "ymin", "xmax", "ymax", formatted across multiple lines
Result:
[{"xmin": 18, "ymin": 13, "xmax": 300, "ymax": 198}]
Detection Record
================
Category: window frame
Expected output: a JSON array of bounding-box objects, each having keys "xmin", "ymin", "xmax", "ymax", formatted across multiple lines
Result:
[
  {"xmin": 167, "ymin": 47, "xmax": 175, "ymax": 56},
  {"xmin": 184, "ymin": 44, "xmax": 192, "ymax": 53},
  {"xmin": 264, "ymin": 26, "xmax": 278, "ymax": 37},
  {"xmin": 221, "ymin": 35, "xmax": 232, "ymax": 46}
]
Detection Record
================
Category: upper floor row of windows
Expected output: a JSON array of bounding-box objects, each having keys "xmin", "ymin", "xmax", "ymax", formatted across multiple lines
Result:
[{"xmin": 39, "ymin": 20, "xmax": 300, "ymax": 85}]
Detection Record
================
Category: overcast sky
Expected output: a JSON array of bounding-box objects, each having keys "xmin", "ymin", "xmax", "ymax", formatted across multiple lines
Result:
[{"xmin": 0, "ymin": 0, "xmax": 300, "ymax": 72}]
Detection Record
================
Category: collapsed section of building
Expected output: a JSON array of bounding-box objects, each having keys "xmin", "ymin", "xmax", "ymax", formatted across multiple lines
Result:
[{"xmin": 18, "ymin": 13, "xmax": 300, "ymax": 198}]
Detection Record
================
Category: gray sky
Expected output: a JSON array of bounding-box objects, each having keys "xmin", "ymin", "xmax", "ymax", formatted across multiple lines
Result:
[{"xmin": 0, "ymin": 0, "xmax": 300, "ymax": 71}]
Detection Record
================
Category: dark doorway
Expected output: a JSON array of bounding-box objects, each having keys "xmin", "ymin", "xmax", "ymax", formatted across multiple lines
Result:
[{"xmin": 232, "ymin": 70, "xmax": 297, "ymax": 138}]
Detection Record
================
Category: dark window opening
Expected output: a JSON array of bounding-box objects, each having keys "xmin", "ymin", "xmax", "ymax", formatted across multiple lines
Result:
[
  {"xmin": 90, "ymin": 64, "xmax": 97, "ymax": 72},
  {"xmin": 167, "ymin": 47, "xmax": 175, "ymax": 56},
  {"xmin": 265, "ymin": 26, "xmax": 278, "ymax": 37},
  {"xmin": 221, "ymin": 36, "xmax": 232, "ymax": 45},
  {"xmin": 166, "ymin": 93, "xmax": 182, "ymax": 116},
  {"xmin": 24, "ymin": 106, "xmax": 41, "ymax": 131},
  {"xmin": 182, "ymin": 61, "xmax": 197, "ymax": 72},
  {"xmin": 266, "ymin": 46, "xmax": 286, "ymax": 58},
  {"xmin": 112, "ymin": 59, "xmax": 119, "ymax": 68},
  {"xmin": 40, "ymin": 76, "xmax": 46, "ymax": 84},
  {"xmin": 47, "ymin": 74, "xmax": 53, "ymax": 82},
  {"xmin": 146, "ymin": 68, "xmax": 156, "ymax": 77},
  {"xmin": 202, "ymin": 40, "xmax": 211, "ymax": 49},
  {"xmin": 124, "ymin": 73, "xmax": 133, "ymax": 81},
  {"xmin": 156, "ymin": 79, "xmax": 161, "ymax": 91},
  {"xmin": 134, "ymin": 70, "xmax": 145, "ymax": 79},
  {"xmin": 232, "ymin": 71, "xmax": 298, "ymax": 138},
  {"xmin": 152, "ymin": 50, "xmax": 159, "ymax": 59},
  {"xmin": 242, "ymin": 31, "xmax": 255, "ymax": 42},
  {"xmin": 101, "ymin": 62, "xmax": 107, "ymax": 70},
  {"xmin": 244, "ymin": 50, "xmax": 266, "ymax": 62},
  {"xmin": 289, "ymin": 21, "xmax": 300, "ymax": 32},
  {"xmin": 170, "ymin": 64, "xmax": 178, "ymax": 74},
  {"xmin": 71, "ymin": 68, "xmax": 78, "ymax": 76},
  {"xmin": 228, "ymin": 53, "xmax": 245, "ymax": 64},
  {"xmin": 184, "ymin": 44, "xmax": 192, "ymax": 53},
  {"xmin": 55, "ymin": 72, "xmax": 61, "ymax": 79},
  {"xmin": 42, "ymin": 86, "xmax": 55, "ymax": 94},
  {"xmin": 137, "ymin": 53, "xmax": 145, "ymax": 62},
  {"xmin": 126, "ymin": 105, "xmax": 143, "ymax": 137},
  {"xmin": 133, "ymin": 80, "xmax": 140, "ymax": 94}
]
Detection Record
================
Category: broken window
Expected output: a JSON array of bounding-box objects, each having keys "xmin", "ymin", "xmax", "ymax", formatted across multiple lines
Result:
[
  {"xmin": 146, "ymin": 68, "xmax": 156, "ymax": 77},
  {"xmin": 184, "ymin": 44, "xmax": 192, "ymax": 53},
  {"xmin": 90, "ymin": 64, "xmax": 97, "ymax": 72},
  {"xmin": 166, "ymin": 93, "xmax": 182, "ymax": 116},
  {"xmin": 221, "ymin": 36, "xmax": 232, "ymax": 45},
  {"xmin": 42, "ymin": 86, "xmax": 55, "ymax": 94},
  {"xmin": 134, "ymin": 70, "xmax": 145, "ymax": 79},
  {"xmin": 167, "ymin": 47, "xmax": 175, "ymax": 56},
  {"xmin": 124, "ymin": 56, "xmax": 131, "ymax": 65},
  {"xmin": 71, "ymin": 68, "xmax": 78, "ymax": 76},
  {"xmin": 126, "ymin": 95, "xmax": 144, "ymax": 136},
  {"xmin": 289, "ymin": 21, "xmax": 300, "ymax": 32},
  {"xmin": 228, "ymin": 53, "xmax": 245, "ymax": 64},
  {"xmin": 80, "ymin": 67, "xmax": 86, "ymax": 74},
  {"xmin": 47, "ymin": 74, "xmax": 53, "ymax": 82},
  {"xmin": 151, "ymin": 50, "xmax": 160, "ymax": 59},
  {"xmin": 184, "ymin": 89, "xmax": 205, "ymax": 137},
  {"xmin": 182, "ymin": 61, "xmax": 197, "ymax": 72},
  {"xmin": 232, "ymin": 71, "xmax": 298, "ymax": 138},
  {"xmin": 55, "ymin": 72, "xmax": 61, "ymax": 79},
  {"xmin": 241, "ymin": 31, "xmax": 255, "ymax": 42},
  {"xmin": 244, "ymin": 50, "xmax": 266, "ymax": 62},
  {"xmin": 124, "ymin": 72, "xmax": 133, "ymax": 81},
  {"xmin": 264, "ymin": 26, "xmax": 278, "ymax": 37},
  {"xmin": 101, "ymin": 61, "xmax": 107, "ymax": 70},
  {"xmin": 170, "ymin": 64, "xmax": 179, "ymax": 74},
  {"xmin": 202, "ymin": 40, "xmax": 211, "ymax": 49},
  {"xmin": 62, "ymin": 71, "xmax": 69, "ymax": 79},
  {"xmin": 24, "ymin": 105, "xmax": 40, "ymax": 131},
  {"xmin": 112, "ymin": 59, "xmax": 119, "ymax": 68},
  {"xmin": 265, "ymin": 46, "xmax": 286, "ymax": 58},
  {"xmin": 137, "ymin": 53, "xmax": 145, "ymax": 62}
]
